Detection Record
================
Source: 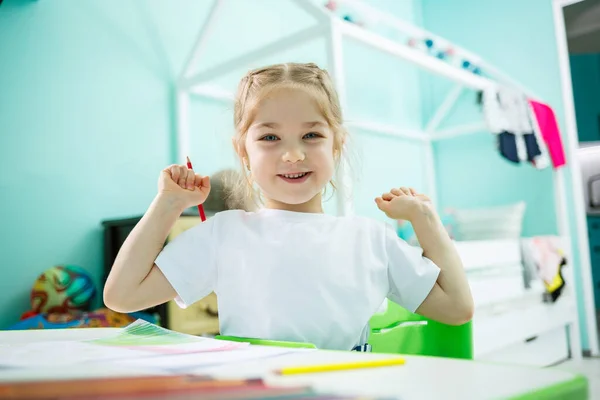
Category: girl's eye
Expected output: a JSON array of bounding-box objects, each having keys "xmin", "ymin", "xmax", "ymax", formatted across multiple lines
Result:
[
  {"xmin": 260, "ymin": 134, "xmax": 279, "ymax": 141},
  {"xmin": 304, "ymin": 132, "xmax": 322, "ymax": 139}
]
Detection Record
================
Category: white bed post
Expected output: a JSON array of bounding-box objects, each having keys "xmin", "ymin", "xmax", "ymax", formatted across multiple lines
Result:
[
  {"xmin": 555, "ymin": 170, "xmax": 583, "ymax": 360},
  {"xmin": 424, "ymin": 85, "xmax": 464, "ymax": 207},
  {"xmin": 327, "ymin": 18, "xmax": 353, "ymax": 217},
  {"xmin": 180, "ymin": 0, "xmax": 224, "ymax": 81},
  {"xmin": 175, "ymin": 0, "xmax": 223, "ymax": 165},
  {"xmin": 182, "ymin": 26, "xmax": 324, "ymax": 89},
  {"xmin": 552, "ymin": 0, "xmax": 600, "ymax": 356}
]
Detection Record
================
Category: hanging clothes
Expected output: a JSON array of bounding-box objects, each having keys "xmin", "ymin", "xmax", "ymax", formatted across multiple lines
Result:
[
  {"xmin": 528, "ymin": 100, "xmax": 567, "ymax": 169},
  {"xmin": 511, "ymin": 93, "xmax": 549, "ymax": 167},
  {"xmin": 482, "ymin": 87, "xmax": 551, "ymax": 169},
  {"xmin": 483, "ymin": 87, "xmax": 521, "ymax": 164}
]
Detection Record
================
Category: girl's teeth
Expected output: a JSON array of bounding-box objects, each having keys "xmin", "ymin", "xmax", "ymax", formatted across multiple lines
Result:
[{"xmin": 283, "ymin": 173, "xmax": 307, "ymax": 179}]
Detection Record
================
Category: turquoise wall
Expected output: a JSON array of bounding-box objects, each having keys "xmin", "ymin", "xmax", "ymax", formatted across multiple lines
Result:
[
  {"xmin": 421, "ymin": 0, "xmax": 591, "ymax": 349},
  {"xmin": 0, "ymin": 0, "xmax": 197, "ymax": 328},
  {"xmin": 0, "ymin": 0, "xmax": 423, "ymax": 328},
  {"xmin": 570, "ymin": 54, "xmax": 600, "ymax": 143}
]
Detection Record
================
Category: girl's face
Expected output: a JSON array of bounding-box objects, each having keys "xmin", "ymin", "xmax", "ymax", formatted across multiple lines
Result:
[{"xmin": 244, "ymin": 89, "xmax": 336, "ymax": 213}]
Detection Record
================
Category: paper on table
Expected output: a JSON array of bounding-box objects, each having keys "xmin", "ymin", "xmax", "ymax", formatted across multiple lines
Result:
[
  {"xmin": 88, "ymin": 319, "xmax": 247, "ymax": 354},
  {"xmin": 117, "ymin": 345, "xmax": 314, "ymax": 373},
  {"xmin": 89, "ymin": 320, "xmax": 202, "ymax": 346},
  {"xmin": 0, "ymin": 341, "xmax": 162, "ymax": 368},
  {"xmin": 0, "ymin": 320, "xmax": 247, "ymax": 368}
]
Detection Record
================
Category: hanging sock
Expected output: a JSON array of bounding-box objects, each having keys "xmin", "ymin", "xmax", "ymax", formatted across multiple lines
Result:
[
  {"xmin": 511, "ymin": 92, "xmax": 548, "ymax": 167},
  {"xmin": 521, "ymin": 98, "xmax": 550, "ymax": 169},
  {"xmin": 523, "ymin": 133, "xmax": 542, "ymax": 162},
  {"xmin": 482, "ymin": 87, "xmax": 510, "ymax": 134},
  {"xmin": 497, "ymin": 132, "xmax": 520, "ymax": 163},
  {"xmin": 483, "ymin": 87, "xmax": 521, "ymax": 164}
]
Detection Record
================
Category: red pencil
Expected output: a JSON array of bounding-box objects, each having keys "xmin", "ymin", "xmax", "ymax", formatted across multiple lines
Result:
[{"xmin": 186, "ymin": 156, "xmax": 206, "ymax": 222}]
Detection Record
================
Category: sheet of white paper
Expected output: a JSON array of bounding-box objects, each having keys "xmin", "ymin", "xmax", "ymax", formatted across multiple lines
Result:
[
  {"xmin": 0, "ymin": 320, "xmax": 246, "ymax": 369},
  {"xmin": 87, "ymin": 319, "xmax": 247, "ymax": 354},
  {"xmin": 0, "ymin": 341, "xmax": 161, "ymax": 368},
  {"xmin": 116, "ymin": 346, "xmax": 314, "ymax": 373},
  {"xmin": 0, "ymin": 320, "xmax": 255, "ymax": 369}
]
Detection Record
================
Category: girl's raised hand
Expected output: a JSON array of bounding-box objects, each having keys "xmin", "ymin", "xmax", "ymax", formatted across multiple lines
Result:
[
  {"xmin": 158, "ymin": 164, "xmax": 210, "ymax": 210},
  {"xmin": 375, "ymin": 187, "xmax": 432, "ymax": 221}
]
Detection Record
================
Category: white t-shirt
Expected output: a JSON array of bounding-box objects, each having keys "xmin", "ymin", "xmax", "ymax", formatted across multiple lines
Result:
[{"xmin": 155, "ymin": 209, "xmax": 440, "ymax": 350}]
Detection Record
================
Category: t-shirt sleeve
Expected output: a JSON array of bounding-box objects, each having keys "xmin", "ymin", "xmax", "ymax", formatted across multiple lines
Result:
[
  {"xmin": 385, "ymin": 223, "xmax": 440, "ymax": 313},
  {"xmin": 154, "ymin": 216, "xmax": 218, "ymax": 309}
]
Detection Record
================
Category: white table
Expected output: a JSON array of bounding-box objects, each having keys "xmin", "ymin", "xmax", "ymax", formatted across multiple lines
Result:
[{"xmin": 0, "ymin": 328, "xmax": 588, "ymax": 399}]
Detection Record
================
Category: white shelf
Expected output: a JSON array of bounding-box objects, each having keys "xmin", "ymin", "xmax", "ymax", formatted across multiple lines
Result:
[
  {"xmin": 454, "ymin": 238, "xmax": 522, "ymax": 272},
  {"xmin": 473, "ymin": 291, "xmax": 577, "ymax": 358}
]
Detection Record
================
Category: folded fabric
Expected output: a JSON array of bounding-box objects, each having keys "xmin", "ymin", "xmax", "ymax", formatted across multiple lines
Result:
[{"xmin": 521, "ymin": 236, "xmax": 566, "ymax": 302}]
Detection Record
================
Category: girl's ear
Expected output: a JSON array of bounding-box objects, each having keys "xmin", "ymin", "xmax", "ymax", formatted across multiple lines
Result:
[
  {"xmin": 333, "ymin": 135, "xmax": 345, "ymax": 161},
  {"xmin": 232, "ymin": 137, "xmax": 247, "ymax": 159}
]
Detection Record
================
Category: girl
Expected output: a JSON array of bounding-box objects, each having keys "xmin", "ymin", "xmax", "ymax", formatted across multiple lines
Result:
[{"xmin": 104, "ymin": 62, "xmax": 473, "ymax": 351}]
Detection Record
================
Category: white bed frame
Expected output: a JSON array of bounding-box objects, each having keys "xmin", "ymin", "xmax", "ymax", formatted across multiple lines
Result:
[{"xmin": 173, "ymin": 0, "xmax": 598, "ymax": 360}]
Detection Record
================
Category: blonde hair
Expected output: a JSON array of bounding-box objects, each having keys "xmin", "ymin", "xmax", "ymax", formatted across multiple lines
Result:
[
  {"xmin": 203, "ymin": 169, "xmax": 255, "ymax": 213},
  {"xmin": 232, "ymin": 62, "xmax": 348, "ymax": 204}
]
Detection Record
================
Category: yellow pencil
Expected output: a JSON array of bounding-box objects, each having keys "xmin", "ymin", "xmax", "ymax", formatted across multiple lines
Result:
[{"xmin": 276, "ymin": 357, "xmax": 406, "ymax": 375}]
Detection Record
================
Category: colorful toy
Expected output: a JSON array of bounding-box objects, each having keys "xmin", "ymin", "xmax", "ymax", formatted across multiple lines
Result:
[
  {"xmin": 21, "ymin": 265, "xmax": 96, "ymax": 320},
  {"xmin": 324, "ymin": 0, "xmax": 337, "ymax": 11},
  {"xmin": 8, "ymin": 308, "xmax": 157, "ymax": 330}
]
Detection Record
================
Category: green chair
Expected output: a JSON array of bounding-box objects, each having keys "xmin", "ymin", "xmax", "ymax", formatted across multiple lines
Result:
[
  {"xmin": 368, "ymin": 300, "xmax": 473, "ymax": 359},
  {"xmin": 215, "ymin": 335, "xmax": 317, "ymax": 349},
  {"xmin": 215, "ymin": 300, "xmax": 472, "ymax": 359}
]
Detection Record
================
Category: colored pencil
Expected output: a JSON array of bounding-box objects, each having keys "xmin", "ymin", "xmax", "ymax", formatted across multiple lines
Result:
[
  {"xmin": 276, "ymin": 357, "xmax": 405, "ymax": 376},
  {"xmin": 186, "ymin": 156, "xmax": 206, "ymax": 222}
]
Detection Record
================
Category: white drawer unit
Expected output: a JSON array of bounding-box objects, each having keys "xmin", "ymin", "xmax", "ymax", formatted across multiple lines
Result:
[
  {"xmin": 451, "ymin": 238, "xmax": 580, "ymax": 366},
  {"xmin": 476, "ymin": 327, "xmax": 569, "ymax": 367}
]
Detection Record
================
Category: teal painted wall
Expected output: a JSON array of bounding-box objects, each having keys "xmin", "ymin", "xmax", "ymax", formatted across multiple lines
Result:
[
  {"xmin": 0, "ymin": 0, "xmax": 204, "ymax": 328},
  {"xmin": 0, "ymin": 0, "xmax": 423, "ymax": 328},
  {"xmin": 570, "ymin": 54, "xmax": 600, "ymax": 143},
  {"xmin": 421, "ymin": 0, "xmax": 591, "ymax": 349}
]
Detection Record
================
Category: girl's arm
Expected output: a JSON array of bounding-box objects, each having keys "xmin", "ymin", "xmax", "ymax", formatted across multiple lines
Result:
[
  {"xmin": 103, "ymin": 164, "xmax": 210, "ymax": 313},
  {"xmin": 103, "ymin": 194, "xmax": 181, "ymax": 313},
  {"xmin": 409, "ymin": 203, "xmax": 474, "ymax": 324},
  {"xmin": 376, "ymin": 187, "xmax": 474, "ymax": 325}
]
